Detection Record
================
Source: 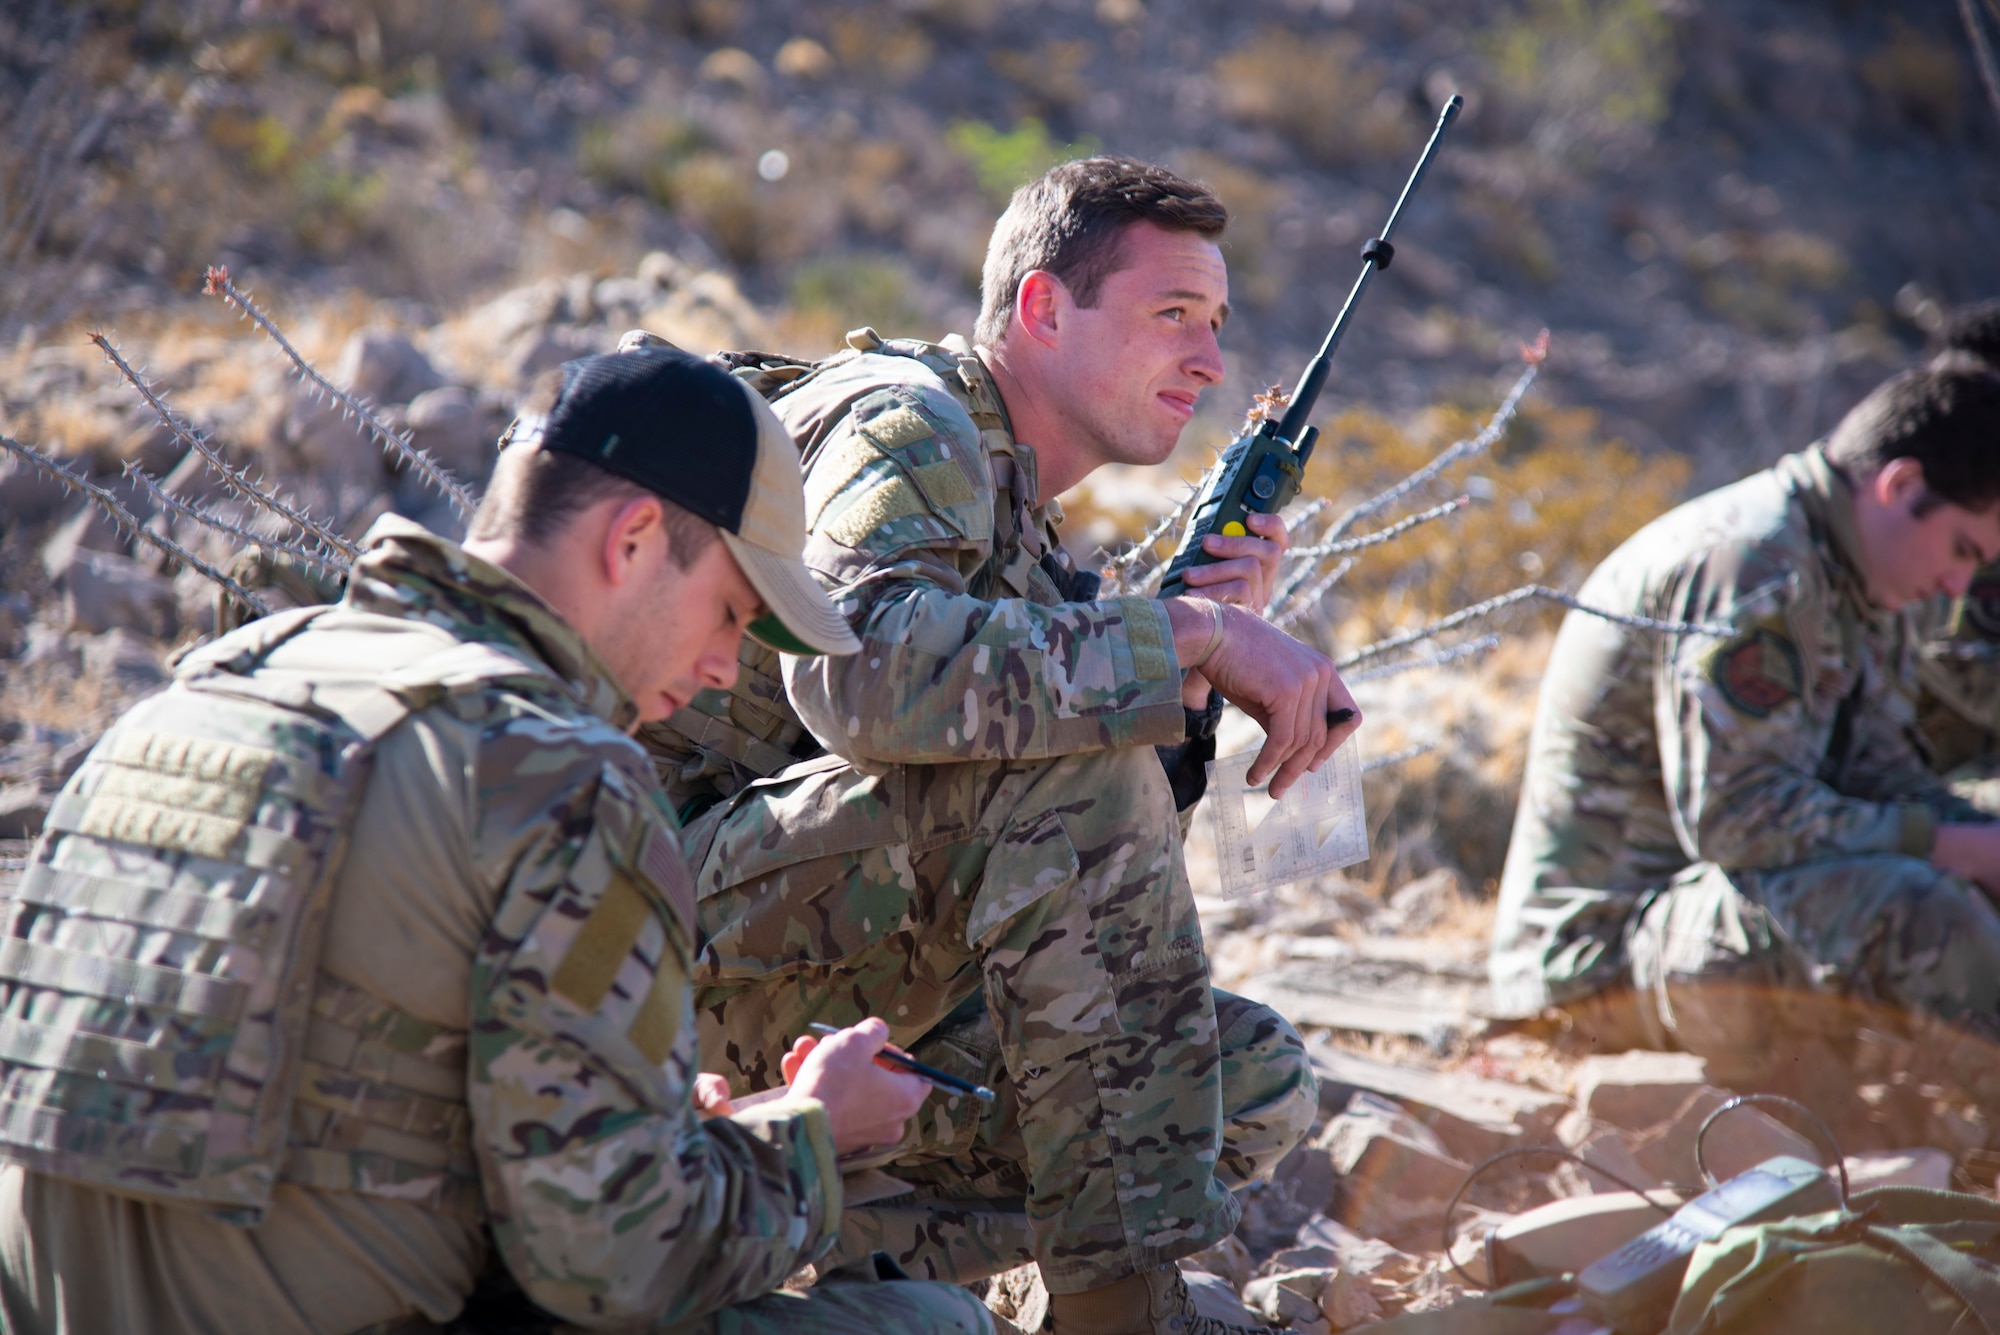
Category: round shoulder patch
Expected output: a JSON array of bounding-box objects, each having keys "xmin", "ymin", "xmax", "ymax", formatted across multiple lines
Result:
[{"xmin": 1710, "ymin": 626, "xmax": 1804, "ymax": 718}]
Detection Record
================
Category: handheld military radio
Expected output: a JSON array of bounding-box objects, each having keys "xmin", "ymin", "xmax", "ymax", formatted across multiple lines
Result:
[{"xmin": 1157, "ymin": 94, "xmax": 1461, "ymax": 600}]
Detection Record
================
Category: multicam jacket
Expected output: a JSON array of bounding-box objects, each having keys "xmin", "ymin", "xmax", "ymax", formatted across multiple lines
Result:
[
  {"xmin": 0, "ymin": 518, "xmax": 843, "ymax": 1335},
  {"xmin": 1491, "ymin": 446, "xmax": 1985, "ymax": 1015},
  {"xmin": 1912, "ymin": 565, "xmax": 2000, "ymax": 771},
  {"xmin": 642, "ymin": 333, "xmax": 1190, "ymax": 816}
]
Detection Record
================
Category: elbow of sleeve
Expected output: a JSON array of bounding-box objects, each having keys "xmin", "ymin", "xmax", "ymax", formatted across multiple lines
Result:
[
  {"xmin": 1689, "ymin": 809, "xmax": 1779, "ymax": 870},
  {"xmin": 509, "ymin": 1267, "xmax": 653, "ymax": 1330}
]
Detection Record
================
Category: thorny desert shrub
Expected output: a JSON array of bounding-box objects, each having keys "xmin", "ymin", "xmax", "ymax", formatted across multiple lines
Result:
[
  {"xmin": 1481, "ymin": 0, "xmax": 1679, "ymax": 164},
  {"xmin": 1861, "ymin": 17, "xmax": 1966, "ymax": 139},
  {"xmin": 1298, "ymin": 399, "xmax": 1690, "ymax": 645},
  {"xmin": 990, "ymin": 38, "xmax": 1097, "ymax": 118},
  {"xmin": 785, "ymin": 255, "xmax": 922, "ymax": 351},
  {"xmin": 946, "ymin": 117, "xmax": 1099, "ymax": 205},
  {"xmin": 1211, "ymin": 31, "xmax": 1414, "ymax": 168},
  {"xmin": 824, "ymin": 7, "xmax": 936, "ymax": 86}
]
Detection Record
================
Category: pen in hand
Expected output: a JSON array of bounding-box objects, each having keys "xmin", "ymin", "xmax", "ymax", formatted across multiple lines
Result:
[{"xmin": 807, "ymin": 1022, "xmax": 997, "ymax": 1104}]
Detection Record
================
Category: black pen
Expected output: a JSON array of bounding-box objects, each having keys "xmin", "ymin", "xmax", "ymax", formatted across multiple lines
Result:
[
  {"xmin": 1326, "ymin": 707, "xmax": 1356, "ymax": 727},
  {"xmin": 807, "ymin": 1022, "xmax": 997, "ymax": 1103}
]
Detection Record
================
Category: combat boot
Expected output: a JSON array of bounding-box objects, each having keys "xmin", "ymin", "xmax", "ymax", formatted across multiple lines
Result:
[{"xmin": 1045, "ymin": 1265, "xmax": 1271, "ymax": 1335}]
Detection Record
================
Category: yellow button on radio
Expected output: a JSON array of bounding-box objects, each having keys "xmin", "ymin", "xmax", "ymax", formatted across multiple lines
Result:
[{"xmin": 1220, "ymin": 521, "xmax": 1247, "ymax": 537}]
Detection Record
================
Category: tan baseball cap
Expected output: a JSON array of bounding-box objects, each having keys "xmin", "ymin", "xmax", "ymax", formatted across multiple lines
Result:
[{"xmin": 511, "ymin": 348, "xmax": 860, "ymax": 656}]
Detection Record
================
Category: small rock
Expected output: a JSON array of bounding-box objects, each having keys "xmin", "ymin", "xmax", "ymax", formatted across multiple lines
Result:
[
  {"xmin": 333, "ymin": 326, "xmax": 443, "ymax": 406},
  {"xmin": 1238, "ymin": 1137, "xmax": 1340, "ymax": 1252},
  {"xmin": 504, "ymin": 325, "xmax": 602, "ymax": 386},
  {"xmin": 1321, "ymin": 1093, "xmax": 1470, "ymax": 1249},
  {"xmin": 1182, "ymin": 1232, "xmax": 1253, "ymax": 1296},
  {"xmin": 0, "ymin": 594, "xmax": 28, "ymax": 658},
  {"xmin": 404, "ymin": 385, "xmax": 497, "ymax": 478},
  {"xmin": 283, "ymin": 386, "xmax": 383, "ymax": 478},
  {"xmin": 172, "ymin": 566, "xmax": 218, "ymax": 637},
  {"xmin": 81, "ymin": 627, "xmax": 167, "ymax": 687},
  {"xmin": 592, "ymin": 276, "xmax": 655, "ymax": 319},
  {"xmin": 50, "ymin": 735, "xmax": 96, "ymax": 788},
  {"xmin": 1843, "ymin": 1148, "xmax": 1953, "ymax": 1193},
  {"xmin": 41, "ymin": 504, "xmax": 127, "ymax": 579},
  {"xmin": 1556, "ymin": 1109, "xmax": 1664, "ymax": 1194},
  {"xmin": 1263, "ymin": 1214, "xmax": 1423, "ymax": 1286},
  {"xmin": 1243, "ymin": 1269, "xmax": 1333, "ymax": 1334},
  {"xmin": 62, "ymin": 551, "xmax": 176, "ymax": 637},
  {"xmin": 20, "ymin": 622, "xmax": 80, "ymax": 671},
  {"xmin": 641, "ymin": 271, "xmax": 770, "ymax": 355},
  {"xmin": 982, "ymin": 1264, "xmax": 1047, "ymax": 1332},
  {"xmin": 0, "ymin": 452, "xmax": 72, "ymax": 529},
  {"xmin": 0, "ymin": 786, "xmax": 50, "ymax": 840},
  {"xmin": 1574, "ymin": 1050, "xmax": 1711, "ymax": 1131},
  {"xmin": 1383, "ymin": 867, "xmax": 1462, "ymax": 933},
  {"xmin": 1629, "ymin": 1086, "xmax": 1818, "ymax": 1185},
  {"xmin": 1245, "ymin": 1265, "xmax": 1382, "ymax": 1334},
  {"xmin": 469, "ymin": 279, "xmax": 567, "ymax": 349},
  {"xmin": 1184, "ymin": 1270, "xmax": 1267, "ymax": 1328},
  {"xmin": 774, "ymin": 35, "xmax": 834, "ymax": 80},
  {"xmin": 637, "ymin": 250, "xmax": 690, "ymax": 292},
  {"xmin": 1313, "ymin": 1043, "xmax": 1568, "ymax": 1160}
]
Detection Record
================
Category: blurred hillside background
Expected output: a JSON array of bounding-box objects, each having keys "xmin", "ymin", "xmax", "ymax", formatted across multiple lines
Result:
[{"xmin": 2, "ymin": 0, "xmax": 1998, "ymax": 900}]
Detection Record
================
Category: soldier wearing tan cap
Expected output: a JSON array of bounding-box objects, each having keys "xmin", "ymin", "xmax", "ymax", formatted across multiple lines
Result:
[{"xmin": 0, "ymin": 348, "xmax": 994, "ymax": 1335}]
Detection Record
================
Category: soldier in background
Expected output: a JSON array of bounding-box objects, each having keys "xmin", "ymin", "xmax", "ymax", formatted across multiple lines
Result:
[
  {"xmin": 0, "ymin": 349, "xmax": 995, "ymax": 1335},
  {"xmin": 1910, "ymin": 300, "xmax": 2000, "ymax": 775},
  {"xmin": 1490, "ymin": 365, "xmax": 2000, "ymax": 1093},
  {"xmin": 645, "ymin": 159, "xmax": 1358, "ymax": 1335}
]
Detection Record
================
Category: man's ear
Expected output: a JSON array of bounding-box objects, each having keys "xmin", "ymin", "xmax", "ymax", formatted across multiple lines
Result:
[
  {"xmin": 1874, "ymin": 456, "xmax": 1929, "ymax": 512},
  {"xmin": 1014, "ymin": 270, "xmax": 1067, "ymax": 351},
  {"xmin": 599, "ymin": 493, "xmax": 666, "ymax": 588}
]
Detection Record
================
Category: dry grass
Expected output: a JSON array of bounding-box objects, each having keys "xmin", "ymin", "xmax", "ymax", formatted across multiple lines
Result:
[
  {"xmin": 1212, "ymin": 31, "xmax": 1415, "ymax": 167},
  {"xmin": 0, "ymin": 656, "xmax": 124, "ymax": 738}
]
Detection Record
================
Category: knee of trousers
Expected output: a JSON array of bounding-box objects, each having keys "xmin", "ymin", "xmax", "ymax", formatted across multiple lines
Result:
[
  {"xmin": 966, "ymin": 744, "xmax": 1193, "ymax": 958},
  {"xmin": 1625, "ymin": 864, "xmax": 1798, "ymax": 1061},
  {"xmin": 1213, "ymin": 990, "xmax": 1318, "ymax": 1187}
]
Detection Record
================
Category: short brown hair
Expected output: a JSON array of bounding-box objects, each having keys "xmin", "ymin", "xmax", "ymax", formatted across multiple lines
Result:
[
  {"xmin": 1826, "ymin": 366, "xmax": 2000, "ymax": 513},
  {"xmin": 974, "ymin": 157, "xmax": 1227, "ymax": 348}
]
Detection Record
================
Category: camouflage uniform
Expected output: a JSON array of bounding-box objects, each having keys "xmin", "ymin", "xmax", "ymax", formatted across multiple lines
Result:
[
  {"xmin": 643, "ymin": 334, "xmax": 1317, "ymax": 1295},
  {"xmin": 1912, "ymin": 571, "xmax": 2000, "ymax": 782},
  {"xmin": 0, "ymin": 518, "xmax": 989, "ymax": 1335},
  {"xmin": 1491, "ymin": 446, "xmax": 2000, "ymax": 1072}
]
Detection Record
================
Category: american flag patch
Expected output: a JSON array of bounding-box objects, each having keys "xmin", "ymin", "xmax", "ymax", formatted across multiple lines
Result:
[{"xmin": 641, "ymin": 825, "xmax": 695, "ymax": 927}]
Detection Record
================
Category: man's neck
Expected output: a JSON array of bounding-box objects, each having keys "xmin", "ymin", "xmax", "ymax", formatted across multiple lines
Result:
[
  {"xmin": 462, "ymin": 534, "xmax": 604, "ymax": 642},
  {"xmin": 976, "ymin": 344, "xmax": 1096, "ymax": 501}
]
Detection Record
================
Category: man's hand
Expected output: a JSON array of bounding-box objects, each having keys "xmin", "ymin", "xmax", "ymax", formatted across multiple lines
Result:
[
  {"xmin": 691, "ymin": 1072, "xmax": 734, "ymax": 1117},
  {"xmin": 1167, "ymin": 598, "xmax": 1360, "ymax": 798},
  {"xmin": 1932, "ymin": 823, "xmax": 2000, "ymax": 896},
  {"xmin": 1173, "ymin": 512, "xmax": 1288, "ymax": 706},
  {"xmin": 1180, "ymin": 510, "xmax": 1289, "ymax": 613},
  {"xmin": 780, "ymin": 1017, "xmax": 928, "ymax": 1156}
]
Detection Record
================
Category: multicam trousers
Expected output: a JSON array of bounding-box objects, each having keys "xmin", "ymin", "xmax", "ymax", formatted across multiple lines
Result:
[
  {"xmin": 686, "ymin": 746, "xmax": 1317, "ymax": 1295},
  {"xmin": 1625, "ymin": 855, "xmax": 2000, "ymax": 1088}
]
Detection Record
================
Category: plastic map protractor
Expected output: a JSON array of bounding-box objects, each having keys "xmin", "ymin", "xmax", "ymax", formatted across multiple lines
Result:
[{"xmin": 1206, "ymin": 740, "xmax": 1369, "ymax": 896}]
